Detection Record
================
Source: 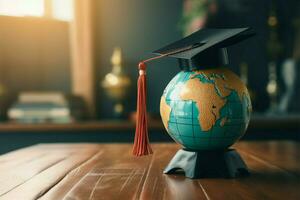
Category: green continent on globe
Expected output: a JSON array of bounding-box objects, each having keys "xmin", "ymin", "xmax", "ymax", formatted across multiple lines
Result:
[{"xmin": 160, "ymin": 68, "xmax": 251, "ymax": 150}]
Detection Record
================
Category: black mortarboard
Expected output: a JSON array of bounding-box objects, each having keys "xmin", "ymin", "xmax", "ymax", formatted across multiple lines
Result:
[{"xmin": 153, "ymin": 27, "xmax": 255, "ymax": 71}]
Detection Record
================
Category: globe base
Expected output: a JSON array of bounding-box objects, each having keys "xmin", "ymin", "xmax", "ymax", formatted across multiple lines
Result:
[{"xmin": 163, "ymin": 148, "xmax": 249, "ymax": 179}]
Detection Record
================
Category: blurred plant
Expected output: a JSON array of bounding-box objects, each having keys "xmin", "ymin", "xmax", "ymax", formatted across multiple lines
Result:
[{"xmin": 179, "ymin": 0, "xmax": 217, "ymax": 36}]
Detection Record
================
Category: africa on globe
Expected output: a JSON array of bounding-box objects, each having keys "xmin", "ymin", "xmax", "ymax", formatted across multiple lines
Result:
[{"xmin": 160, "ymin": 68, "xmax": 252, "ymax": 151}]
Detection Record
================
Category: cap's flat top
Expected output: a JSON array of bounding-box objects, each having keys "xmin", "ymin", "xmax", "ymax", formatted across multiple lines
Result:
[{"xmin": 153, "ymin": 28, "xmax": 253, "ymax": 59}]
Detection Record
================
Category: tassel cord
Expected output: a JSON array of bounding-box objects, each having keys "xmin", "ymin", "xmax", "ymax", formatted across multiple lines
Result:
[{"xmin": 133, "ymin": 64, "xmax": 152, "ymax": 156}]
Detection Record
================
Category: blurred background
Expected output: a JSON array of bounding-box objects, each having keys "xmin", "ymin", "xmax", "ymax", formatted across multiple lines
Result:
[{"xmin": 0, "ymin": 0, "xmax": 299, "ymax": 153}]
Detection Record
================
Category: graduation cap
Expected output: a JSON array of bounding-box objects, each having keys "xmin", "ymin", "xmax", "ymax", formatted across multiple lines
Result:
[
  {"xmin": 133, "ymin": 27, "xmax": 255, "ymax": 156},
  {"xmin": 153, "ymin": 27, "xmax": 254, "ymax": 70}
]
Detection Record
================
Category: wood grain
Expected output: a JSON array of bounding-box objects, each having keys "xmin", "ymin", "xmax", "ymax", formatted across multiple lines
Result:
[{"xmin": 0, "ymin": 142, "xmax": 298, "ymax": 200}]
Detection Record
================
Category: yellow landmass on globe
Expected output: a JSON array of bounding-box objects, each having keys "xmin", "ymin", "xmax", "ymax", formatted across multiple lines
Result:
[
  {"xmin": 191, "ymin": 68, "xmax": 249, "ymax": 101},
  {"xmin": 160, "ymin": 96, "xmax": 171, "ymax": 129},
  {"xmin": 180, "ymin": 77, "xmax": 226, "ymax": 131},
  {"xmin": 182, "ymin": 68, "xmax": 250, "ymax": 131}
]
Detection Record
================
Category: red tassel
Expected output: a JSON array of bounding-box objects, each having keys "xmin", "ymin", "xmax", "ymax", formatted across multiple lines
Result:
[
  {"xmin": 132, "ymin": 62, "xmax": 153, "ymax": 156},
  {"xmin": 132, "ymin": 45, "xmax": 200, "ymax": 156}
]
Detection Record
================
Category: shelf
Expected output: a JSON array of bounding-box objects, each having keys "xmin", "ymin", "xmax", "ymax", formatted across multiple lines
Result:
[
  {"xmin": 0, "ymin": 120, "xmax": 163, "ymax": 132},
  {"xmin": 249, "ymin": 114, "xmax": 300, "ymax": 130},
  {"xmin": 0, "ymin": 114, "xmax": 300, "ymax": 132}
]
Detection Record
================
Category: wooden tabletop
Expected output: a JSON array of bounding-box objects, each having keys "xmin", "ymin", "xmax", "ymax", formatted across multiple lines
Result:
[{"xmin": 0, "ymin": 141, "xmax": 299, "ymax": 200}]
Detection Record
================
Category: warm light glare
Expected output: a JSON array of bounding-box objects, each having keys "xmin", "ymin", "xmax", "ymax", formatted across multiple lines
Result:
[
  {"xmin": 0, "ymin": 0, "xmax": 73, "ymax": 21},
  {"xmin": 52, "ymin": 0, "xmax": 73, "ymax": 21},
  {"xmin": 0, "ymin": 0, "xmax": 44, "ymax": 17}
]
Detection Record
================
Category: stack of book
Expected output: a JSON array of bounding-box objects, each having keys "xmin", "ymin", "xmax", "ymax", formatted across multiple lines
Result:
[{"xmin": 8, "ymin": 92, "xmax": 83, "ymax": 123}]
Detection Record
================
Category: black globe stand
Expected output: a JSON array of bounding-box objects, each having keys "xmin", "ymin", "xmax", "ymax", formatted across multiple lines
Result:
[{"xmin": 163, "ymin": 148, "xmax": 249, "ymax": 179}]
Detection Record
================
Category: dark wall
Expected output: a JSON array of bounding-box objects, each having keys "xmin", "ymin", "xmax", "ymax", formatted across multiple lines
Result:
[
  {"xmin": 94, "ymin": 0, "xmax": 183, "ymax": 118},
  {"xmin": 93, "ymin": 0, "xmax": 272, "ymax": 118},
  {"xmin": 94, "ymin": 0, "xmax": 300, "ymax": 117}
]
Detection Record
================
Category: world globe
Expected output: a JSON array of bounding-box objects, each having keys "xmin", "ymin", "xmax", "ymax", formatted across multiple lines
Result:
[{"xmin": 160, "ymin": 68, "xmax": 252, "ymax": 151}]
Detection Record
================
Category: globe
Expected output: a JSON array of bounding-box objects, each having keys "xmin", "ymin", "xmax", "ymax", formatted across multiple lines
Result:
[{"xmin": 160, "ymin": 68, "xmax": 251, "ymax": 151}]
